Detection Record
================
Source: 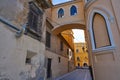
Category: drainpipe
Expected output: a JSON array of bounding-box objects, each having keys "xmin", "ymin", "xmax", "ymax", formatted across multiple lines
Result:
[
  {"xmin": 0, "ymin": 16, "xmax": 27, "ymax": 38},
  {"xmin": 0, "ymin": 16, "xmax": 20, "ymax": 31},
  {"xmin": 15, "ymin": 23, "xmax": 27, "ymax": 37}
]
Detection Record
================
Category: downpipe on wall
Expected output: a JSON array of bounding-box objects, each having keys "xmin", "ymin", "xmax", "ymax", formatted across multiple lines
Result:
[
  {"xmin": 15, "ymin": 23, "xmax": 27, "ymax": 38},
  {"xmin": 0, "ymin": 16, "xmax": 27, "ymax": 38}
]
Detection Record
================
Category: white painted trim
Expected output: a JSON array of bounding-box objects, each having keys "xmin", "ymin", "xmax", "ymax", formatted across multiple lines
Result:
[
  {"xmin": 92, "ymin": 46, "xmax": 116, "ymax": 53},
  {"xmin": 90, "ymin": 6, "xmax": 114, "ymax": 23},
  {"xmin": 88, "ymin": 9, "xmax": 115, "ymax": 52}
]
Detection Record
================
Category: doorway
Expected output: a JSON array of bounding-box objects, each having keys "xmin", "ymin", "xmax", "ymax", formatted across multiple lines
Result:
[{"xmin": 47, "ymin": 58, "xmax": 52, "ymax": 78}]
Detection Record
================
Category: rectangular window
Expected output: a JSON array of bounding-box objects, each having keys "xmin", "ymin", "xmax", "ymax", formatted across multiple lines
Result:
[
  {"xmin": 76, "ymin": 49, "xmax": 79, "ymax": 53},
  {"xmin": 60, "ymin": 41, "xmax": 63, "ymax": 51},
  {"xmin": 26, "ymin": 58, "xmax": 31, "ymax": 64},
  {"xmin": 46, "ymin": 31, "xmax": 51, "ymax": 48},
  {"xmin": 28, "ymin": 9, "xmax": 38, "ymax": 32},
  {"xmin": 77, "ymin": 57, "xmax": 80, "ymax": 61},
  {"xmin": 27, "ymin": 2, "xmax": 43, "ymax": 40},
  {"xmin": 58, "ymin": 57, "xmax": 61, "ymax": 63},
  {"xmin": 67, "ymin": 49, "xmax": 69, "ymax": 55},
  {"xmin": 25, "ymin": 51, "xmax": 37, "ymax": 65}
]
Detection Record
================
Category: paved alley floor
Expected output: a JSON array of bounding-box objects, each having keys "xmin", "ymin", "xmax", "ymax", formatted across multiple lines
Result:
[{"xmin": 55, "ymin": 69, "xmax": 92, "ymax": 80}]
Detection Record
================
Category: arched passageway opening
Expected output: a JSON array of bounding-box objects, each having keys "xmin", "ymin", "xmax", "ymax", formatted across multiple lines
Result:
[
  {"xmin": 51, "ymin": 23, "xmax": 91, "ymax": 69},
  {"xmin": 52, "ymin": 23, "xmax": 85, "ymax": 35}
]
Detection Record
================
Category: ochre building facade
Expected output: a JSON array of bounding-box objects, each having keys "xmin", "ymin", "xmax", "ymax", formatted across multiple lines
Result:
[{"xmin": 74, "ymin": 43, "xmax": 89, "ymax": 67}]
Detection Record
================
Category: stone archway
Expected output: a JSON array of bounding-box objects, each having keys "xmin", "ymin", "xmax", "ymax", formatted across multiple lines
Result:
[
  {"xmin": 52, "ymin": 23, "xmax": 85, "ymax": 35},
  {"xmin": 51, "ymin": 23, "xmax": 92, "ymax": 69}
]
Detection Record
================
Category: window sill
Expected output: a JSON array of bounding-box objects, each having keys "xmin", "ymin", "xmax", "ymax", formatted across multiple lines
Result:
[
  {"xmin": 25, "ymin": 28, "xmax": 42, "ymax": 41},
  {"xmin": 71, "ymin": 14, "xmax": 77, "ymax": 16},
  {"xmin": 92, "ymin": 46, "xmax": 116, "ymax": 53}
]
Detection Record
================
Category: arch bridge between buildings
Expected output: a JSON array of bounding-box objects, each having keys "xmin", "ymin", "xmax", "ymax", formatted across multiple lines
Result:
[{"xmin": 52, "ymin": 23, "xmax": 86, "ymax": 35}]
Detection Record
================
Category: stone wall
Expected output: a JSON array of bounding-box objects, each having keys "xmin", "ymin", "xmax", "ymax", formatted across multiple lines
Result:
[
  {"xmin": 0, "ymin": 0, "xmax": 46, "ymax": 80},
  {"xmin": 45, "ymin": 18, "xmax": 75, "ymax": 79},
  {"xmin": 0, "ymin": 0, "xmax": 29, "ymax": 28},
  {"xmin": 45, "ymin": 50, "xmax": 69, "ymax": 79}
]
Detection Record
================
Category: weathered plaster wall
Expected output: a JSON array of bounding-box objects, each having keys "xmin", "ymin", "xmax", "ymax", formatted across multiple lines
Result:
[
  {"xmin": 0, "ymin": 0, "xmax": 29, "ymax": 28},
  {"xmin": 0, "ymin": 21, "xmax": 46, "ymax": 80},
  {"xmin": 0, "ymin": 0, "xmax": 46, "ymax": 80}
]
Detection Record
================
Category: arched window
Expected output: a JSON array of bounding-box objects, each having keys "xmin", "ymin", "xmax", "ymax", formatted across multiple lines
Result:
[
  {"xmin": 58, "ymin": 8, "xmax": 64, "ymax": 18},
  {"xmin": 92, "ymin": 13, "xmax": 111, "ymax": 48},
  {"xmin": 70, "ymin": 5, "xmax": 77, "ymax": 16}
]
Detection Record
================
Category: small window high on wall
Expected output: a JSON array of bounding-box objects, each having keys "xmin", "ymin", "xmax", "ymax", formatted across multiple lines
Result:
[
  {"xmin": 58, "ymin": 8, "xmax": 64, "ymax": 18},
  {"xmin": 70, "ymin": 5, "xmax": 77, "ymax": 16},
  {"xmin": 92, "ymin": 13, "xmax": 111, "ymax": 48}
]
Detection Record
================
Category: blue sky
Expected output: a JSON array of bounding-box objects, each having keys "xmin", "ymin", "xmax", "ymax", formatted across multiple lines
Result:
[{"xmin": 52, "ymin": 0, "xmax": 71, "ymax": 5}]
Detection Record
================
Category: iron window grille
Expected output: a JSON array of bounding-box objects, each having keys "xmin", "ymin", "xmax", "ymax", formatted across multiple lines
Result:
[
  {"xmin": 26, "ymin": 2, "xmax": 43, "ymax": 41},
  {"xmin": 46, "ymin": 31, "xmax": 51, "ymax": 48}
]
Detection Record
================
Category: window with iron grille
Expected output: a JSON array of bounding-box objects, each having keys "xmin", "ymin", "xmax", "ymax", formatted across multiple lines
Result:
[
  {"xmin": 46, "ymin": 31, "xmax": 51, "ymax": 48},
  {"xmin": 27, "ymin": 2, "xmax": 43, "ymax": 40},
  {"xmin": 28, "ymin": 9, "xmax": 38, "ymax": 32}
]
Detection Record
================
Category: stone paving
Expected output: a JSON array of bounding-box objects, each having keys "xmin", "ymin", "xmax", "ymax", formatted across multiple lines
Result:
[{"xmin": 55, "ymin": 69, "xmax": 92, "ymax": 80}]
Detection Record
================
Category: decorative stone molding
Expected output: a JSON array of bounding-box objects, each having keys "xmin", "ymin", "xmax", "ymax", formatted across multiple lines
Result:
[{"xmin": 87, "ymin": 7, "xmax": 115, "ymax": 53}]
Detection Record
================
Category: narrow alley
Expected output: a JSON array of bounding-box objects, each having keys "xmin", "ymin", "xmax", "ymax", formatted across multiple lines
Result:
[
  {"xmin": 55, "ymin": 69, "xmax": 92, "ymax": 80},
  {"xmin": 1, "ymin": 0, "xmax": 120, "ymax": 80}
]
